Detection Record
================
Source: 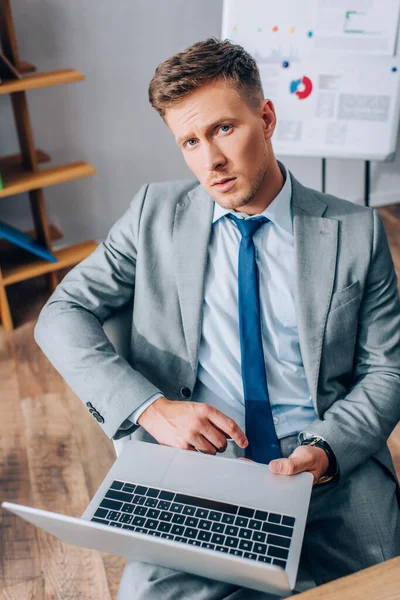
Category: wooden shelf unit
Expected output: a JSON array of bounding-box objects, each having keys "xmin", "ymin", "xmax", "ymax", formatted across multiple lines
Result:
[{"xmin": 0, "ymin": 0, "xmax": 97, "ymax": 330}]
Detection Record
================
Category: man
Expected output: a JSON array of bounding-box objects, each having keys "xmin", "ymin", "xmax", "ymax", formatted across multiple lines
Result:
[{"xmin": 34, "ymin": 38, "xmax": 400, "ymax": 599}]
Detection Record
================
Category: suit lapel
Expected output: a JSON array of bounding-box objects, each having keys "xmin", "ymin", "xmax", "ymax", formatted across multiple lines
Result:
[
  {"xmin": 173, "ymin": 184, "xmax": 213, "ymax": 373},
  {"xmin": 173, "ymin": 175, "xmax": 339, "ymax": 407},
  {"xmin": 291, "ymin": 173, "xmax": 338, "ymax": 403}
]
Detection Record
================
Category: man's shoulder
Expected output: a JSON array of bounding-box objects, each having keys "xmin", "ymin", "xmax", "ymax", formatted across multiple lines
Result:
[
  {"xmin": 302, "ymin": 182, "xmax": 372, "ymax": 220},
  {"xmin": 145, "ymin": 178, "xmax": 200, "ymax": 203}
]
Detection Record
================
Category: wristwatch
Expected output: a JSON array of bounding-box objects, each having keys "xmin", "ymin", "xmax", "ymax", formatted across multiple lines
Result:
[{"xmin": 300, "ymin": 436, "xmax": 338, "ymax": 484}]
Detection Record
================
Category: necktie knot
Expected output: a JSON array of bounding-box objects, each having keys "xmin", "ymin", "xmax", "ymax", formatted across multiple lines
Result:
[{"xmin": 227, "ymin": 214, "xmax": 269, "ymax": 239}]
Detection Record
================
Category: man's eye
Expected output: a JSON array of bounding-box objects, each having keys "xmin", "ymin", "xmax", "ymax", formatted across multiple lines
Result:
[
  {"xmin": 187, "ymin": 139, "xmax": 197, "ymax": 147},
  {"xmin": 219, "ymin": 125, "xmax": 231, "ymax": 133}
]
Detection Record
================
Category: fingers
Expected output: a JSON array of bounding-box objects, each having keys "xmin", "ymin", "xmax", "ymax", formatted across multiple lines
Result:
[
  {"xmin": 269, "ymin": 446, "xmax": 314, "ymax": 475},
  {"xmin": 207, "ymin": 406, "xmax": 248, "ymax": 449}
]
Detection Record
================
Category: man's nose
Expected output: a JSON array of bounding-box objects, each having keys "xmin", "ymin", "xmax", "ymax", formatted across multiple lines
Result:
[{"xmin": 203, "ymin": 144, "xmax": 226, "ymax": 171}]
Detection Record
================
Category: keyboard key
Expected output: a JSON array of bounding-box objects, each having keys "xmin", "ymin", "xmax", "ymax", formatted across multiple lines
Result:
[
  {"xmin": 146, "ymin": 509, "xmax": 160, "ymax": 520},
  {"xmin": 135, "ymin": 527, "xmax": 147, "ymax": 534},
  {"xmin": 133, "ymin": 495, "xmax": 146, "ymax": 506},
  {"xmin": 211, "ymin": 522, "xmax": 225, "ymax": 534},
  {"xmin": 152, "ymin": 530, "xmax": 162, "ymax": 537},
  {"xmin": 171, "ymin": 525, "xmax": 185, "ymax": 536},
  {"xmin": 110, "ymin": 480, "xmax": 124, "ymax": 490},
  {"xmin": 238, "ymin": 540, "xmax": 253, "ymax": 551},
  {"xmin": 161, "ymin": 533, "xmax": 174, "ymax": 540},
  {"xmin": 94, "ymin": 508, "xmax": 108, "ymax": 519},
  {"xmin": 157, "ymin": 501, "xmax": 172, "ymax": 511},
  {"xmin": 119, "ymin": 513, "xmax": 133, "ymax": 524},
  {"xmin": 122, "ymin": 524, "xmax": 135, "ymax": 531},
  {"xmin": 238, "ymin": 507, "xmax": 254, "ymax": 518},
  {"xmin": 122, "ymin": 483, "xmax": 136, "ymax": 493},
  {"xmin": 235, "ymin": 516, "xmax": 249, "ymax": 527},
  {"xmin": 262, "ymin": 523, "xmax": 293, "ymax": 538},
  {"xmin": 91, "ymin": 517, "xmax": 109, "ymax": 524},
  {"xmin": 170, "ymin": 503, "xmax": 184, "ymax": 513},
  {"xmin": 160, "ymin": 511, "xmax": 173, "ymax": 522},
  {"xmin": 182, "ymin": 506, "xmax": 196, "ymax": 516},
  {"xmin": 229, "ymin": 549, "xmax": 243, "ymax": 557},
  {"xmin": 225, "ymin": 525, "xmax": 238, "ymax": 536},
  {"xmin": 172, "ymin": 514, "xmax": 185, "ymax": 524},
  {"xmin": 174, "ymin": 536, "xmax": 187, "ymax": 543},
  {"xmin": 144, "ymin": 498, "xmax": 158, "ymax": 507},
  {"xmin": 211, "ymin": 534, "xmax": 226, "ymax": 545},
  {"xmin": 132, "ymin": 516, "xmax": 146, "ymax": 527},
  {"xmin": 226, "ymin": 537, "xmax": 239, "ymax": 548},
  {"xmin": 187, "ymin": 539, "xmax": 201, "ymax": 546},
  {"xmin": 254, "ymin": 510, "xmax": 269, "ymax": 521},
  {"xmin": 133, "ymin": 506, "xmax": 147, "ymax": 516},
  {"xmin": 146, "ymin": 488, "xmax": 160, "ymax": 498},
  {"xmin": 267, "ymin": 534, "xmax": 291, "ymax": 549},
  {"xmin": 273, "ymin": 559, "xmax": 287, "ymax": 569},
  {"xmin": 243, "ymin": 552, "xmax": 258, "ymax": 561},
  {"xmin": 238, "ymin": 528, "xmax": 252, "ymax": 540},
  {"xmin": 215, "ymin": 545, "xmax": 229, "ymax": 553},
  {"xmin": 254, "ymin": 543, "xmax": 267, "ymax": 555},
  {"xmin": 135, "ymin": 486, "xmax": 148, "ymax": 495},
  {"xmin": 108, "ymin": 511, "xmax": 120, "ymax": 521},
  {"xmin": 198, "ymin": 530, "xmax": 212, "ymax": 542},
  {"xmin": 184, "ymin": 527, "xmax": 198, "ymax": 539},
  {"xmin": 198, "ymin": 520, "xmax": 212, "ymax": 531},
  {"xmin": 201, "ymin": 542, "xmax": 215, "ymax": 550},
  {"xmin": 109, "ymin": 522, "xmax": 123, "ymax": 527},
  {"xmin": 157, "ymin": 521, "xmax": 172, "ymax": 533},
  {"xmin": 221, "ymin": 514, "xmax": 235, "ymax": 524},
  {"xmin": 100, "ymin": 498, "xmax": 122, "ymax": 511},
  {"xmin": 252, "ymin": 531, "xmax": 266, "ymax": 543},
  {"xmin": 144, "ymin": 519, "xmax": 159, "ymax": 530},
  {"xmin": 174, "ymin": 493, "xmax": 238, "ymax": 515},
  {"xmin": 248, "ymin": 519, "xmax": 262, "ymax": 531},
  {"xmin": 195, "ymin": 509, "xmax": 209, "ymax": 519},
  {"xmin": 257, "ymin": 556, "xmax": 272, "ymax": 563},
  {"xmin": 267, "ymin": 546, "xmax": 289, "ymax": 560},
  {"xmin": 185, "ymin": 517, "xmax": 199, "ymax": 528},
  {"xmin": 282, "ymin": 516, "xmax": 295, "ymax": 527},
  {"xmin": 268, "ymin": 513, "xmax": 281, "ymax": 524},
  {"xmin": 121, "ymin": 503, "xmax": 135, "ymax": 514},
  {"xmin": 106, "ymin": 489, "xmax": 134, "ymax": 503},
  {"xmin": 209, "ymin": 511, "xmax": 222, "ymax": 522},
  {"xmin": 159, "ymin": 490, "xmax": 175, "ymax": 501}
]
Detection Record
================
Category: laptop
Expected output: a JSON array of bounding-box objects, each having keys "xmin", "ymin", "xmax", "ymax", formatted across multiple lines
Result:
[{"xmin": 2, "ymin": 439, "xmax": 313, "ymax": 596}]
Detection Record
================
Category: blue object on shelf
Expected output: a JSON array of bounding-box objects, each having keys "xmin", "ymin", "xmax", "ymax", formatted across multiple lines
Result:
[{"xmin": 0, "ymin": 219, "xmax": 58, "ymax": 263}]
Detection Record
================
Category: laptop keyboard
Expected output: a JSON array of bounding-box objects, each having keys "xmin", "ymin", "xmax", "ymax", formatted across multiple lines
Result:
[{"xmin": 91, "ymin": 480, "xmax": 295, "ymax": 570}]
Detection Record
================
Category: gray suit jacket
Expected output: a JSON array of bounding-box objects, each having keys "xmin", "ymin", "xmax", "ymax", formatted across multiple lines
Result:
[{"xmin": 34, "ymin": 171, "xmax": 400, "ymax": 486}]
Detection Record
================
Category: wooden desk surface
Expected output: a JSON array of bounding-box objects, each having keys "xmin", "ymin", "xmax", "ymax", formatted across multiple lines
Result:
[{"xmin": 297, "ymin": 557, "xmax": 400, "ymax": 599}]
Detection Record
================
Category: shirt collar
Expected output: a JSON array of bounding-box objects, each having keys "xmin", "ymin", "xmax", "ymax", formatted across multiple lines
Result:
[{"xmin": 211, "ymin": 162, "xmax": 293, "ymax": 236}]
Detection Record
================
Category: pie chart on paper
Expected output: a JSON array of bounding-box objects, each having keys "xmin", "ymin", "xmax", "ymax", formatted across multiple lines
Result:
[{"xmin": 290, "ymin": 76, "xmax": 313, "ymax": 100}]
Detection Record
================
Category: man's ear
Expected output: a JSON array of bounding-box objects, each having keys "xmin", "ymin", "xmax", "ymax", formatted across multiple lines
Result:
[{"xmin": 260, "ymin": 99, "xmax": 277, "ymax": 140}]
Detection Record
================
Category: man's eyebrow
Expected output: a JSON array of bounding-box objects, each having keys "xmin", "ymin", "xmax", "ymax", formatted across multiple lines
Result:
[{"xmin": 176, "ymin": 117, "xmax": 239, "ymax": 146}]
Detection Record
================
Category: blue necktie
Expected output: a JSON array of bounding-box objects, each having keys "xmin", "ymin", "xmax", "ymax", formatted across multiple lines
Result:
[{"xmin": 227, "ymin": 214, "xmax": 281, "ymax": 464}]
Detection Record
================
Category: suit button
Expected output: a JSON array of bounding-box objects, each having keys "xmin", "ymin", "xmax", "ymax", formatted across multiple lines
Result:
[
  {"xmin": 96, "ymin": 414, "xmax": 105, "ymax": 424},
  {"xmin": 180, "ymin": 387, "xmax": 191, "ymax": 399}
]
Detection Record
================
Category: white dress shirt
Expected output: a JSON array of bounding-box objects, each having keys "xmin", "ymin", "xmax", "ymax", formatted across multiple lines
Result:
[{"xmin": 127, "ymin": 163, "xmax": 318, "ymax": 439}]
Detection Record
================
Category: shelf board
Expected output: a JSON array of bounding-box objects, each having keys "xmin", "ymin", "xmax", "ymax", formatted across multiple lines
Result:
[
  {"xmin": 0, "ymin": 68, "xmax": 85, "ymax": 95},
  {"xmin": 1, "ymin": 240, "xmax": 98, "ymax": 285},
  {"xmin": 0, "ymin": 161, "xmax": 96, "ymax": 198},
  {"xmin": 19, "ymin": 60, "xmax": 36, "ymax": 74},
  {"xmin": 0, "ymin": 149, "xmax": 51, "ymax": 175},
  {"xmin": 0, "ymin": 224, "xmax": 63, "ymax": 254}
]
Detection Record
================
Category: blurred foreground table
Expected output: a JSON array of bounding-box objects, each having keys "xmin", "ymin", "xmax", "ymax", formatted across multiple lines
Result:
[{"xmin": 297, "ymin": 557, "xmax": 400, "ymax": 599}]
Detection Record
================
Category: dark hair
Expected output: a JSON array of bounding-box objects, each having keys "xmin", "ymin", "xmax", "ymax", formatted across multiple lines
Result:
[{"xmin": 148, "ymin": 37, "xmax": 264, "ymax": 120}]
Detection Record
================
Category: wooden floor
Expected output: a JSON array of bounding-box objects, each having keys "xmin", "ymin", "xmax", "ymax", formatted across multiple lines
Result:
[{"xmin": 1, "ymin": 205, "xmax": 400, "ymax": 599}]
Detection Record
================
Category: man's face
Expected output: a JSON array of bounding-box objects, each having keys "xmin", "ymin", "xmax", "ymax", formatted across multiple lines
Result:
[{"xmin": 165, "ymin": 79, "xmax": 277, "ymax": 211}]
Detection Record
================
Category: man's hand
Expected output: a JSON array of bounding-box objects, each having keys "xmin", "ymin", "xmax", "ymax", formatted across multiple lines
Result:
[
  {"xmin": 137, "ymin": 396, "xmax": 249, "ymax": 454},
  {"xmin": 239, "ymin": 445, "xmax": 329, "ymax": 485}
]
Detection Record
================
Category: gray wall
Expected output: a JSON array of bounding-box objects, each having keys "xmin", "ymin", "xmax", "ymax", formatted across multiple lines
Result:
[{"xmin": 1, "ymin": 0, "xmax": 399, "ymax": 248}]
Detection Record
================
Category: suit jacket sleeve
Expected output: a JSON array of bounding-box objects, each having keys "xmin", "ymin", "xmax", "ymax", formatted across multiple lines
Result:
[
  {"xmin": 34, "ymin": 183, "xmax": 162, "ymax": 440},
  {"xmin": 301, "ymin": 209, "xmax": 400, "ymax": 481}
]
